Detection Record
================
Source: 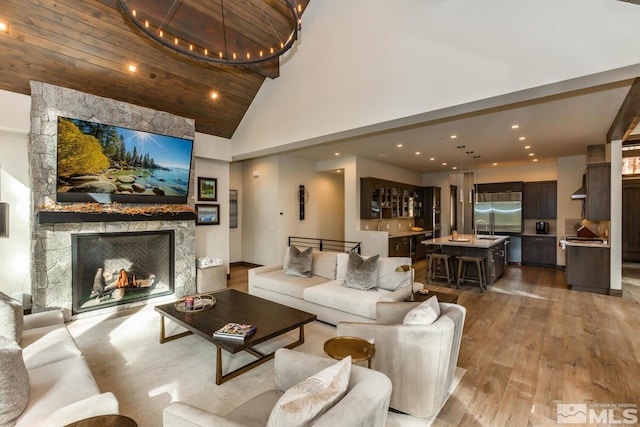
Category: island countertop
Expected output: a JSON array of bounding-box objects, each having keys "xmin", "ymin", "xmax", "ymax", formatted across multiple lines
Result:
[{"xmin": 422, "ymin": 234, "xmax": 509, "ymax": 248}]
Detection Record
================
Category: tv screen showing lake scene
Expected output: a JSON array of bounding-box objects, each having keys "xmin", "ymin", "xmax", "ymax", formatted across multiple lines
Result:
[{"xmin": 56, "ymin": 117, "xmax": 194, "ymax": 204}]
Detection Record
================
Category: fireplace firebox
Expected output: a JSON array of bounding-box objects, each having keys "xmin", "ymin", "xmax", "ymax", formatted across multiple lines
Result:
[{"xmin": 72, "ymin": 231, "xmax": 175, "ymax": 314}]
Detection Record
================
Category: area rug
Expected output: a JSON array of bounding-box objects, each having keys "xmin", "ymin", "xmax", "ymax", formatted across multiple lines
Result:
[{"xmin": 67, "ymin": 306, "xmax": 464, "ymax": 427}]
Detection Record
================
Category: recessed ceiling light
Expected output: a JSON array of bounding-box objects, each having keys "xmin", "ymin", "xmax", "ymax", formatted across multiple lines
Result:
[
  {"xmin": 334, "ymin": 152, "xmax": 340, "ymax": 156},
  {"xmin": 210, "ymin": 91, "xmax": 219, "ymax": 100},
  {"xmin": 511, "ymin": 124, "xmax": 519, "ymax": 129},
  {"xmin": 336, "ymin": 170, "xmax": 342, "ymax": 173},
  {"xmin": 415, "ymin": 151, "xmax": 421, "ymax": 155},
  {"xmin": 533, "ymin": 159, "xmax": 538, "ymax": 162},
  {"xmin": 429, "ymin": 157, "xmax": 435, "ymax": 161},
  {"xmin": 519, "ymin": 136, "xmax": 526, "ymax": 141},
  {"xmin": 492, "ymin": 163, "xmax": 498, "ymax": 166},
  {"xmin": 450, "ymin": 135, "xmax": 457, "ymax": 139},
  {"xmin": 396, "ymin": 144, "xmax": 403, "ymax": 148},
  {"xmin": 0, "ymin": 22, "xmax": 8, "ymax": 33},
  {"xmin": 127, "ymin": 64, "xmax": 137, "ymax": 73},
  {"xmin": 524, "ymin": 145, "xmax": 531, "ymax": 149},
  {"xmin": 452, "ymin": 166, "xmax": 457, "ymax": 170},
  {"xmin": 442, "ymin": 162, "xmax": 447, "ymax": 166},
  {"xmin": 528, "ymin": 153, "xmax": 535, "ymax": 156}
]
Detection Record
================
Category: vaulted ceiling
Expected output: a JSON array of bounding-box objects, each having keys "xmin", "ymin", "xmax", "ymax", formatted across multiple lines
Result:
[{"xmin": 0, "ymin": 0, "xmax": 309, "ymax": 138}]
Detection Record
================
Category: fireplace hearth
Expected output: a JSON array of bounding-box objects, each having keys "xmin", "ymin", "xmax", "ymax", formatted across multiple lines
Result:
[{"xmin": 72, "ymin": 231, "xmax": 174, "ymax": 314}]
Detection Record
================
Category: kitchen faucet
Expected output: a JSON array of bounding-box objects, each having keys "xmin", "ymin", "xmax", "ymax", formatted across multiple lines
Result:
[
  {"xmin": 377, "ymin": 218, "xmax": 387, "ymax": 231},
  {"xmin": 475, "ymin": 219, "xmax": 487, "ymax": 238}
]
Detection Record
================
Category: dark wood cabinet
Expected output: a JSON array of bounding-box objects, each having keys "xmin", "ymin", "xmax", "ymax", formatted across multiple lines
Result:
[
  {"xmin": 586, "ymin": 163, "xmax": 611, "ymax": 221},
  {"xmin": 360, "ymin": 178, "xmax": 419, "ymax": 219},
  {"xmin": 566, "ymin": 245, "xmax": 610, "ymax": 294},
  {"xmin": 522, "ymin": 235, "xmax": 556, "ymax": 267},
  {"xmin": 523, "ymin": 181, "xmax": 557, "ymax": 219},
  {"xmin": 388, "ymin": 236, "xmax": 410, "ymax": 257}
]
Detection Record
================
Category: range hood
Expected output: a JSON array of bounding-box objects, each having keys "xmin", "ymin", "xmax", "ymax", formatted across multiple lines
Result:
[{"xmin": 571, "ymin": 174, "xmax": 586, "ymax": 200}]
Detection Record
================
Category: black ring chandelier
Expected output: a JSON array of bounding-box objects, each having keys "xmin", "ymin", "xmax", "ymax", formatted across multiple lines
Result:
[{"xmin": 119, "ymin": 0, "xmax": 301, "ymax": 65}]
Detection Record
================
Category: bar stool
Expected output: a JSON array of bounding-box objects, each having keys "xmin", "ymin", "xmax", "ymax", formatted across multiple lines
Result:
[
  {"xmin": 426, "ymin": 253, "xmax": 455, "ymax": 287},
  {"xmin": 457, "ymin": 255, "xmax": 487, "ymax": 292}
]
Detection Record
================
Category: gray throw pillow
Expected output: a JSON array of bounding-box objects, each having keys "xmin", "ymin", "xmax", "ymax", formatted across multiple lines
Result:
[
  {"xmin": 0, "ymin": 335, "xmax": 29, "ymax": 426},
  {"xmin": 285, "ymin": 246, "xmax": 313, "ymax": 278},
  {"xmin": 0, "ymin": 291, "xmax": 23, "ymax": 342},
  {"xmin": 343, "ymin": 252, "xmax": 379, "ymax": 290}
]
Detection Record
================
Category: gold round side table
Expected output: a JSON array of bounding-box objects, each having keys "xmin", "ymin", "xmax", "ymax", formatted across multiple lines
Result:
[{"xmin": 323, "ymin": 336, "xmax": 376, "ymax": 368}]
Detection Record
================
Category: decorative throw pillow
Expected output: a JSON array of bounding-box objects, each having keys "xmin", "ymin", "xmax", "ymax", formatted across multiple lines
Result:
[
  {"xmin": 343, "ymin": 252, "xmax": 379, "ymax": 291},
  {"xmin": 376, "ymin": 257, "xmax": 412, "ymax": 291},
  {"xmin": 267, "ymin": 356, "xmax": 351, "ymax": 427},
  {"xmin": 284, "ymin": 246, "xmax": 313, "ymax": 278},
  {"xmin": 0, "ymin": 335, "xmax": 29, "ymax": 426},
  {"xmin": 403, "ymin": 295, "xmax": 441, "ymax": 325},
  {"xmin": 0, "ymin": 291, "xmax": 23, "ymax": 342}
]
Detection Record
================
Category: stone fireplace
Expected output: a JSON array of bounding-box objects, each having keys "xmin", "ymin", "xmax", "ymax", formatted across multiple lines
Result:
[
  {"xmin": 28, "ymin": 82, "xmax": 197, "ymax": 320},
  {"xmin": 72, "ymin": 230, "xmax": 174, "ymax": 315}
]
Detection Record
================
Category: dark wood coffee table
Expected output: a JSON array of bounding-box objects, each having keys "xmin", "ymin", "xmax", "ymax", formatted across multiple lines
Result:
[
  {"xmin": 155, "ymin": 289, "xmax": 317, "ymax": 384},
  {"xmin": 405, "ymin": 289, "xmax": 459, "ymax": 304}
]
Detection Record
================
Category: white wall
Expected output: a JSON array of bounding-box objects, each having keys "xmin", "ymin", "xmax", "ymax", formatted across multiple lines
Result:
[
  {"xmin": 314, "ymin": 172, "xmax": 344, "ymax": 242},
  {"xmin": 194, "ymin": 157, "xmax": 230, "ymax": 272},
  {"xmin": 231, "ymin": 0, "xmax": 640, "ymax": 159},
  {"xmin": 241, "ymin": 156, "xmax": 280, "ymax": 265},
  {"xmin": 0, "ymin": 90, "xmax": 31, "ymax": 297},
  {"xmin": 0, "ymin": 130, "xmax": 31, "ymax": 296}
]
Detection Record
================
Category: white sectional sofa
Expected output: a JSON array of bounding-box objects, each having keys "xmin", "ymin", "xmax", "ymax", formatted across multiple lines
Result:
[
  {"xmin": 0, "ymin": 294, "xmax": 120, "ymax": 427},
  {"xmin": 249, "ymin": 249, "xmax": 417, "ymax": 325}
]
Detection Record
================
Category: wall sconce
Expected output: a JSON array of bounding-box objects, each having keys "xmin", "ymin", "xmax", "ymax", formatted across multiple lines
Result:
[{"xmin": 0, "ymin": 202, "xmax": 8, "ymax": 238}]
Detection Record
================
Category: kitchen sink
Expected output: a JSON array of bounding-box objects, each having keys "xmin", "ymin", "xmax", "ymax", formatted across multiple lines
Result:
[{"xmin": 476, "ymin": 235, "xmax": 499, "ymax": 240}]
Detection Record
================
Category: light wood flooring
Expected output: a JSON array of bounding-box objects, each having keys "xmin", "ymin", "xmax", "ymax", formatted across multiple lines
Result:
[{"xmin": 227, "ymin": 262, "xmax": 640, "ymax": 426}]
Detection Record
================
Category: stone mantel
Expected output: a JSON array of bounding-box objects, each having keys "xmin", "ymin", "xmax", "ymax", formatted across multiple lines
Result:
[{"xmin": 37, "ymin": 210, "xmax": 197, "ymax": 224}]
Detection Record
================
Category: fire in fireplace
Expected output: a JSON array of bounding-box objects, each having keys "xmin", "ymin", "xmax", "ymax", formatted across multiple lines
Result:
[{"xmin": 72, "ymin": 230, "xmax": 174, "ymax": 314}]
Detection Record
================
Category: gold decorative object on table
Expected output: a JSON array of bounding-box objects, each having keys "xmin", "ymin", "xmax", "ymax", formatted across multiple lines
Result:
[{"xmin": 174, "ymin": 294, "xmax": 216, "ymax": 312}]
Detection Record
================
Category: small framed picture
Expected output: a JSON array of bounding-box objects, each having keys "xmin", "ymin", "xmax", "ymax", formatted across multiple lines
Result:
[
  {"xmin": 198, "ymin": 177, "xmax": 217, "ymax": 201},
  {"xmin": 196, "ymin": 204, "xmax": 220, "ymax": 225}
]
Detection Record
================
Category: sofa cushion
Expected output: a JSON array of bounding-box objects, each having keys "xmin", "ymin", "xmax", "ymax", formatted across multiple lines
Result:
[
  {"xmin": 21, "ymin": 324, "xmax": 83, "ymax": 370},
  {"xmin": 376, "ymin": 257, "xmax": 412, "ymax": 291},
  {"xmin": 343, "ymin": 252, "xmax": 379, "ymax": 291},
  {"xmin": 253, "ymin": 270, "xmax": 329, "ymax": 299},
  {"xmin": 0, "ymin": 336, "xmax": 29, "ymax": 426},
  {"xmin": 18, "ymin": 356, "xmax": 102, "ymax": 426},
  {"xmin": 285, "ymin": 246, "xmax": 313, "ymax": 278},
  {"xmin": 335, "ymin": 253, "xmax": 350, "ymax": 281},
  {"xmin": 0, "ymin": 291, "xmax": 23, "ymax": 342},
  {"xmin": 304, "ymin": 281, "xmax": 396, "ymax": 320},
  {"xmin": 403, "ymin": 295, "xmax": 441, "ymax": 325},
  {"xmin": 267, "ymin": 356, "xmax": 351, "ymax": 427},
  {"xmin": 311, "ymin": 251, "xmax": 338, "ymax": 280}
]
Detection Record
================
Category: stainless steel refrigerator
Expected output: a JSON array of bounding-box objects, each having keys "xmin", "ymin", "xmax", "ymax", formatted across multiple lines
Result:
[{"xmin": 473, "ymin": 192, "xmax": 522, "ymax": 263}]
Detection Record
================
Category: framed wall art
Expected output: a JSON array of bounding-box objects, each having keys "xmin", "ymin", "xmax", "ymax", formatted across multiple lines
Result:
[
  {"xmin": 229, "ymin": 189, "xmax": 238, "ymax": 228},
  {"xmin": 196, "ymin": 204, "xmax": 220, "ymax": 225},
  {"xmin": 198, "ymin": 177, "xmax": 217, "ymax": 201}
]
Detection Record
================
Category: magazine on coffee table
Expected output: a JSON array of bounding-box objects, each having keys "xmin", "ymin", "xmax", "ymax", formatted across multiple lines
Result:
[{"xmin": 213, "ymin": 323, "xmax": 256, "ymax": 341}]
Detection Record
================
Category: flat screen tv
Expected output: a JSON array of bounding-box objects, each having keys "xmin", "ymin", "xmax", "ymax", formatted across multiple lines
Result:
[{"xmin": 56, "ymin": 116, "xmax": 194, "ymax": 204}]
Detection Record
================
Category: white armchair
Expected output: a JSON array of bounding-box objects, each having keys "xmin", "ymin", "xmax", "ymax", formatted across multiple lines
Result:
[
  {"xmin": 163, "ymin": 348, "xmax": 392, "ymax": 427},
  {"xmin": 336, "ymin": 301, "xmax": 466, "ymax": 418}
]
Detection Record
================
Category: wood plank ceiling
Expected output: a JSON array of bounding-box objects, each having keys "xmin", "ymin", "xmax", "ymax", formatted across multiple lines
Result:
[{"xmin": 0, "ymin": 0, "xmax": 309, "ymax": 138}]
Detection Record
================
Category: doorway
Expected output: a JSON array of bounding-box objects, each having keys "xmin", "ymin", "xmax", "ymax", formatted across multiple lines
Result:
[{"xmin": 623, "ymin": 179, "xmax": 640, "ymax": 262}]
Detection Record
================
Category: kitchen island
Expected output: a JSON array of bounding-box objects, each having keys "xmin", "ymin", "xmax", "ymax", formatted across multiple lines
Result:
[{"xmin": 422, "ymin": 235, "xmax": 509, "ymax": 285}]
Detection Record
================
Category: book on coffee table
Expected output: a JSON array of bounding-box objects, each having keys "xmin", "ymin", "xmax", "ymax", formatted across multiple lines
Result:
[{"xmin": 213, "ymin": 323, "xmax": 257, "ymax": 341}]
